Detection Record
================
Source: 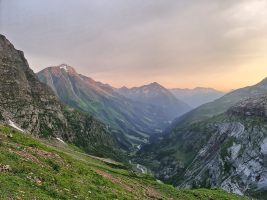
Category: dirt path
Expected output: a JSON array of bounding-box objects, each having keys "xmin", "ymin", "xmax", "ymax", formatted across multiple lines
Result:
[{"xmin": 95, "ymin": 169, "xmax": 164, "ymax": 199}]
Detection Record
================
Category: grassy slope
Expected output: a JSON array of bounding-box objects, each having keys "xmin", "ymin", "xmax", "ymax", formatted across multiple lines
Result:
[{"xmin": 0, "ymin": 126, "xmax": 247, "ymax": 200}]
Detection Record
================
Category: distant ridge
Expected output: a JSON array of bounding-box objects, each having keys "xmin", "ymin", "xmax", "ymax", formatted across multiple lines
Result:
[
  {"xmin": 170, "ymin": 87, "xmax": 225, "ymax": 108},
  {"xmin": 117, "ymin": 82, "xmax": 191, "ymax": 120}
]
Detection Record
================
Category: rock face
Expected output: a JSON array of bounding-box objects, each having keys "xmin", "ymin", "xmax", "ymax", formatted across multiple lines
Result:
[
  {"xmin": 0, "ymin": 34, "xmax": 121, "ymax": 160},
  {"xmin": 139, "ymin": 117, "xmax": 267, "ymax": 198},
  {"xmin": 0, "ymin": 35, "xmax": 66, "ymax": 134},
  {"xmin": 138, "ymin": 87, "xmax": 267, "ymax": 198},
  {"xmin": 179, "ymin": 121, "xmax": 267, "ymax": 197},
  {"xmin": 229, "ymin": 94, "xmax": 267, "ymax": 117}
]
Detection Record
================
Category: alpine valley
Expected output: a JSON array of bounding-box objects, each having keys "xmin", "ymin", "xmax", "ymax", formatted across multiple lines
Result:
[
  {"xmin": 2, "ymin": 0, "xmax": 267, "ymax": 199},
  {"xmin": 0, "ymin": 35, "xmax": 267, "ymax": 200},
  {"xmin": 137, "ymin": 78, "xmax": 267, "ymax": 199},
  {"xmin": 0, "ymin": 34, "xmax": 249, "ymax": 199},
  {"xmin": 37, "ymin": 65, "xmax": 191, "ymax": 149}
]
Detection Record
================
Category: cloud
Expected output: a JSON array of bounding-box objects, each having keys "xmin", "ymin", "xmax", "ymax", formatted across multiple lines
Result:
[{"xmin": 1, "ymin": 0, "xmax": 267, "ymax": 90}]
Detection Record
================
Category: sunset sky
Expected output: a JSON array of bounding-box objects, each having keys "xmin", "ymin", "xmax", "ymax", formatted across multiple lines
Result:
[{"xmin": 1, "ymin": 0, "xmax": 267, "ymax": 91}]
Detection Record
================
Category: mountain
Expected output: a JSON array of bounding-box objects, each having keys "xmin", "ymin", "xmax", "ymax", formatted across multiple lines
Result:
[
  {"xmin": 170, "ymin": 78, "xmax": 267, "ymax": 129},
  {"xmin": 177, "ymin": 96, "xmax": 267, "ymax": 198},
  {"xmin": 0, "ymin": 34, "xmax": 122, "ymax": 160},
  {"xmin": 170, "ymin": 87, "xmax": 225, "ymax": 108},
  {"xmin": 117, "ymin": 82, "xmax": 191, "ymax": 121},
  {"xmin": 0, "ymin": 34, "xmax": 248, "ymax": 199},
  {"xmin": 0, "ymin": 125, "xmax": 246, "ymax": 199},
  {"xmin": 137, "ymin": 79, "xmax": 267, "ymax": 198},
  {"xmin": 37, "ymin": 66, "xmax": 178, "ymax": 148}
]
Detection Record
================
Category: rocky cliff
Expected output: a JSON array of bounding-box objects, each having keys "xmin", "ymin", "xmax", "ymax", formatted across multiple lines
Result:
[
  {"xmin": 137, "ymin": 92, "xmax": 267, "ymax": 199},
  {"xmin": 178, "ymin": 118, "xmax": 267, "ymax": 198},
  {"xmin": 0, "ymin": 34, "xmax": 122, "ymax": 160}
]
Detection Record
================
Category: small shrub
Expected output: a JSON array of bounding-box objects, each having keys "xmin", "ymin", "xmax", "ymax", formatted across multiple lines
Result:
[
  {"xmin": 41, "ymin": 129, "xmax": 52, "ymax": 138},
  {"xmin": 28, "ymin": 143, "xmax": 38, "ymax": 148},
  {"xmin": 0, "ymin": 112, "xmax": 4, "ymax": 120},
  {"xmin": 46, "ymin": 159, "xmax": 60, "ymax": 172}
]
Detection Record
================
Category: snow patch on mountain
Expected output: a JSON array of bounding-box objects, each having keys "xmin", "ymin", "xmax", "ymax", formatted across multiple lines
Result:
[
  {"xmin": 8, "ymin": 120, "xmax": 24, "ymax": 133},
  {"xmin": 137, "ymin": 164, "xmax": 147, "ymax": 174},
  {"xmin": 56, "ymin": 137, "xmax": 66, "ymax": 144},
  {"xmin": 60, "ymin": 65, "xmax": 68, "ymax": 72}
]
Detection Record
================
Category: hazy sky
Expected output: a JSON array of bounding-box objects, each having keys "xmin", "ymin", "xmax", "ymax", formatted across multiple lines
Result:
[{"xmin": 1, "ymin": 0, "xmax": 267, "ymax": 91}]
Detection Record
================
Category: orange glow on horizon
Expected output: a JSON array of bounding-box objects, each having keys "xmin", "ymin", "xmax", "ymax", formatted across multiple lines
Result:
[{"xmin": 88, "ymin": 64, "xmax": 267, "ymax": 93}]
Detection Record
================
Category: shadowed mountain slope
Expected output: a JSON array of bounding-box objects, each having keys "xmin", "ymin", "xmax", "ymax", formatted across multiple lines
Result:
[
  {"xmin": 38, "ymin": 66, "xmax": 187, "ymax": 148},
  {"xmin": 137, "ymin": 79, "xmax": 267, "ymax": 199},
  {"xmin": 0, "ymin": 34, "xmax": 123, "ymax": 160},
  {"xmin": 117, "ymin": 82, "xmax": 191, "ymax": 121}
]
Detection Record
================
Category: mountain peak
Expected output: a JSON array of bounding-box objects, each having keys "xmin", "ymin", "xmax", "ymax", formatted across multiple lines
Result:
[
  {"xmin": 59, "ymin": 64, "xmax": 69, "ymax": 70},
  {"xmin": 0, "ymin": 34, "xmax": 13, "ymax": 47},
  {"xmin": 118, "ymin": 86, "xmax": 129, "ymax": 92},
  {"xmin": 149, "ymin": 82, "xmax": 161, "ymax": 86},
  {"xmin": 145, "ymin": 82, "xmax": 165, "ymax": 89},
  {"xmin": 0, "ymin": 34, "xmax": 30, "ymax": 72},
  {"xmin": 39, "ymin": 64, "xmax": 77, "ymax": 75},
  {"xmin": 257, "ymin": 76, "xmax": 267, "ymax": 86},
  {"xmin": 57, "ymin": 64, "xmax": 76, "ymax": 73},
  {"xmin": 194, "ymin": 87, "xmax": 216, "ymax": 91},
  {"xmin": 0, "ymin": 34, "xmax": 11, "ymax": 46},
  {"xmin": 117, "ymin": 82, "xmax": 191, "ymax": 118}
]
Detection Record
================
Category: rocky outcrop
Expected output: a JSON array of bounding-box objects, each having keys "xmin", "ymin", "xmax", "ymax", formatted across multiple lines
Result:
[
  {"xmin": 0, "ymin": 34, "xmax": 66, "ymax": 135},
  {"xmin": 138, "ymin": 92, "xmax": 267, "ymax": 198},
  {"xmin": 229, "ymin": 94, "xmax": 267, "ymax": 118},
  {"xmin": 0, "ymin": 34, "xmax": 121, "ymax": 160},
  {"xmin": 0, "ymin": 164, "xmax": 11, "ymax": 172},
  {"xmin": 179, "ymin": 121, "xmax": 267, "ymax": 197}
]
